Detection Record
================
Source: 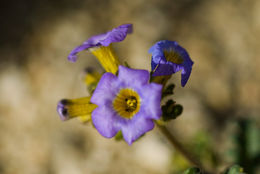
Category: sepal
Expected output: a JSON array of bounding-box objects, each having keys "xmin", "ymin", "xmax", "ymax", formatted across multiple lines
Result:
[
  {"xmin": 114, "ymin": 131, "xmax": 123, "ymax": 141},
  {"xmin": 162, "ymin": 83, "xmax": 175, "ymax": 98},
  {"xmin": 161, "ymin": 100, "xmax": 183, "ymax": 121}
]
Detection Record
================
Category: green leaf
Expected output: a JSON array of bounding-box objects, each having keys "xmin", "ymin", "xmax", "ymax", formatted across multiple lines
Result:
[
  {"xmin": 190, "ymin": 132, "xmax": 219, "ymax": 168},
  {"xmin": 183, "ymin": 167, "xmax": 201, "ymax": 174},
  {"xmin": 224, "ymin": 165, "xmax": 244, "ymax": 174},
  {"xmin": 229, "ymin": 119, "xmax": 260, "ymax": 173},
  {"xmin": 114, "ymin": 131, "xmax": 123, "ymax": 141}
]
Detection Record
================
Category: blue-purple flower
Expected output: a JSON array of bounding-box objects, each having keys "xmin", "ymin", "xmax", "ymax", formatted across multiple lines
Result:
[
  {"xmin": 68, "ymin": 24, "xmax": 133, "ymax": 74},
  {"xmin": 149, "ymin": 40, "xmax": 194, "ymax": 87},
  {"xmin": 90, "ymin": 65, "xmax": 162, "ymax": 145}
]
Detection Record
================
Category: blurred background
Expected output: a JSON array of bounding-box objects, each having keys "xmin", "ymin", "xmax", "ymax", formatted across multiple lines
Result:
[{"xmin": 0, "ymin": 0, "xmax": 259, "ymax": 173}]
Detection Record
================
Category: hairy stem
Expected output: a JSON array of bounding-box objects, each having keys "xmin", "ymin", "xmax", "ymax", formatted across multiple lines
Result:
[{"xmin": 156, "ymin": 123, "xmax": 215, "ymax": 174}]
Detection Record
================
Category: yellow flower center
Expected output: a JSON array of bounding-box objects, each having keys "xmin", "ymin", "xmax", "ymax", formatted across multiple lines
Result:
[
  {"xmin": 113, "ymin": 88, "xmax": 141, "ymax": 119},
  {"xmin": 164, "ymin": 50, "xmax": 183, "ymax": 64}
]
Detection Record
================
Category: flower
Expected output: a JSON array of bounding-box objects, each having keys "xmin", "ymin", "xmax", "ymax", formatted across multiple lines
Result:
[
  {"xmin": 90, "ymin": 65, "xmax": 162, "ymax": 145},
  {"xmin": 57, "ymin": 97, "xmax": 97, "ymax": 122},
  {"xmin": 149, "ymin": 40, "xmax": 194, "ymax": 87},
  {"xmin": 68, "ymin": 24, "xmax": 133, "ymax": 74}
]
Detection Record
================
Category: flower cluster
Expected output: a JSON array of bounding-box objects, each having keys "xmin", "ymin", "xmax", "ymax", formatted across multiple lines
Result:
[{"xmin": 57, "ymin": 24, "xmax": 193, "ymax": 145}]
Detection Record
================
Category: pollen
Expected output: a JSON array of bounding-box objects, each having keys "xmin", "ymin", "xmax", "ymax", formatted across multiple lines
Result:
[
  {"xmin": 113, "ymin": 88, "xmax": 141, "ymax": 119},
  {"xmin": 164, "ymin": 50, "xmax": 184, "ymax": 64}
]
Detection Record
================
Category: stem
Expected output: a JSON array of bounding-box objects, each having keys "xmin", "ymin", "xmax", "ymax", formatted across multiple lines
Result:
[{"xmin": 156, "ymin": 123, "xmax": 215, "ymax": 174}]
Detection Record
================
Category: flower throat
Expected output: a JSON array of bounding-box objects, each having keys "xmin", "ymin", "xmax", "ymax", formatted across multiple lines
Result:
[{"xmin": 113, "ymin": 89, "xmax": 141, "ymax": 119}]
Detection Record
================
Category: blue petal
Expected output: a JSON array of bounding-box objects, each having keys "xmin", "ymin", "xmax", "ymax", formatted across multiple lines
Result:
[
  {"xmin": 57, "ymin": 100, "xmax": 68, "ymax": 121},
  {"xmin": 90, "ymin": 65, "xmax": 163, "ymax": 145},
  {"xmin": 118, "ymin": 65, "xmax": 150, "ymax": 86},
  {"xmin": 121, "ymin": 116, "xmax": 155, "ymax": 145},
  {"xmin": 68, "ymin": 43, "xmax": 92, "ymax": 62},
  {"xmin": 82, "ymin": 33, "xmax": 107, "ymax": 47},
  {"xmin": 149, "ymin": 40, "xmax": 194, "ymax": 86},
  {"xmin": 139, "ymin": 83, "xmax": 162, "ymax": 119},
  {"xmin": 91, "ymin": 73, "xmax": 118, "ymax": 106},
  {"xmin": 99, "ymin": 24, "xmax": 133, "ymax": 46},
  {"xmin": 181, "ymin": 65, "xmax": 192, "ymax": 87},
  {"xmin": 152, "ymin": 61, "xmax": 174, "ymax": 76},
  {"xmin": 68, "ymin": 24, "xmax": 133, "ymax": 62},
  {"xmin": 92, "ymin": 106, "xmax": 120, "ymax": 138}
]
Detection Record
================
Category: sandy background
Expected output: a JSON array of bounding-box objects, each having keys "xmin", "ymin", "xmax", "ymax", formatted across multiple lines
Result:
[{"xmin": 0, "ymin": 0, "xmax": 259, "ymax": 173}]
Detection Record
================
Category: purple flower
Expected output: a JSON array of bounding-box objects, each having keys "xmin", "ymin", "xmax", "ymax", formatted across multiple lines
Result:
[
  {"xmin": 91, "ymin": 66, "xmax": 162, "ymax": 145},
  {"xmin": 149, "ymin": 40, "xmax": 194, "ymax": 87},
  {"xmin": 68, "ymin": 24, "xmax": 133, "ymax": 63}
]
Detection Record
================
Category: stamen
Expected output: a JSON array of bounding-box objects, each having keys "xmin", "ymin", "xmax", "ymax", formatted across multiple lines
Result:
[
  {"xmin": 125, "ymin": 96, "xmax": 137, "ymax": 112},
  {"xmin": 113, "ymin": 89, "xmax": 141, "ymax": 119}
]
